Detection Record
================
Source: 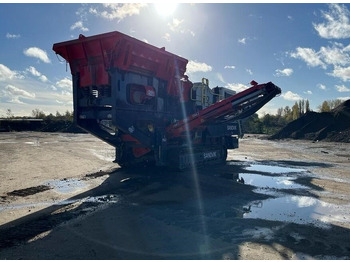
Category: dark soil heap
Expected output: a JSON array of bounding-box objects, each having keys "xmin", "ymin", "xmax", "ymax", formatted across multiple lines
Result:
[{"xmin": 270, "ymin": 99, "xmax": 350, "ymax": 143}]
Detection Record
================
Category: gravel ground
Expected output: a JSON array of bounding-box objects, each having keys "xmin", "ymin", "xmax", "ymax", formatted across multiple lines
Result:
[{"xmin": 0, "ymin": 132, "xmax": 349, "ymax": 259}]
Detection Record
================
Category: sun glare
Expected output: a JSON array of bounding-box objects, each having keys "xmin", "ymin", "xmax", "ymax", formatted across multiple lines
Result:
[{"xmin": 154, "ymin": 3, "xmax": 177, "ymax": 17}]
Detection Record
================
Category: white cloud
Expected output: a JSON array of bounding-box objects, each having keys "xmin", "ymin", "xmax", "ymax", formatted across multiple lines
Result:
[
  {"xmin": 335, "ymin": 84, "xmax": 350, "ymax": 92},
  {"xmin": 70, "ymin": 21, "xmax": 89, "ymax": 32},
  {"xmin": 26, "ymin": 66, "xmax": 41, "ymax": 77},
  {"xmin": 274, "ymin": 68, "xmax": 293, "ymax": 77},
  {"xmin": 186, "ymin": 60, "xmax": 212, "ymax": 74},
  {"xmin": 226, "ymin": 83, "xmax": 249, "ymax": 92},
  {"xmin": 91, "ymin": 3, "xmax": 147, "ymax": 21},
  {"xmin": 319, "ymin": 44, "xmax": 350, "ymax": 66},
  {"xmin": 238, "ymin": 38, "xmax": 246, "ymax": 44},
  {"xmin": 344, "ymin": 44, "xmax": 350, "ymax": 52},
  {"xmin": 304, "ymin": 90, "xmax": 313, "ymax": 95},
  {"xmin": 5, "ymin": 85, "xmax": 35, "ymax": 98},
  {"xmin": 338, "ymin": 96, "xmax": 350, "ymax": 101},
  {"xmin": 23, "ymin": 47, "xmax": 51, "ymax": 63},
  {"xmin": 330, "ymin": 65, "xmax": 350, "ymax": 81},
  {"xmin": 290, "ymin": 43, "xmax": 350, "ymax": 82},
  {"xmin": 246, "ymin": 69, "xmax": 253, "ymax": 75},
  {"xmin": 318, "ymin": 83, "xmax": 327, "ymax": 90},
  {"xmin": 168, "ymin": 18, "xmax": 184, "ymax": 31},
  {"xmin": 0, "ymin": 75, "xmax": 73, "ymax": 116},
  {"xmin": 3, "ymin": 85, "xmax": 36, "ymax": 104},
  {"xmin": 291, "ymin": 196, "xmax": 317, "ymax": 208},
  {"xmin": 313, "ymin": 4, "xmax": 350, "ymax": 39},
  {"xmin": 39, "ymin": 75, "xmax": 48, "ymax": 82},
  {"xmin": 8, "ymin": 96, "xmax": 24, "ymax": 104},
  {"xmin": 89, "ymin": 7, "xmax": 97, "ymax": 15},
  {"xmin": 0, "ymin": 64, "xmax": 23, "ymax": 81},
  {"xmin": 56, "ymin": 78, "xmax": 72, "ymax": 90},
  {"xmin": 290, "ymin": 47, "xmax": 326, "ymax": 69},
  {"xmin": 163, "ymin": 33, "xmax": 171, "ymax": 42},
  {"xmin": 61, "ymin": 90, "xmax": 72, "ymax": 96},
  {"xmin": 26, "ymin": 66, "xmax": 48, "ymax": 82},
  {"xmin": 217, "ymin": 73, "xmax": 225, "ymax": 83},
  {"xmin": 166, "ymin": 18, "xmax": 194, "ymax": 36},
  {"xmin": 224, "ymin": 65, "xmax": 235, "ymax": 70},
  {"xmin": 281, "ymin": 91, "xmax": 302, "ymax": 101},
  {"xmin": 257, "ymin": 106, "xmax": 279, "ymax": 118},
  {"xmin": 6, "ymin": 33, "xmax": 20, "ymax": 39}
]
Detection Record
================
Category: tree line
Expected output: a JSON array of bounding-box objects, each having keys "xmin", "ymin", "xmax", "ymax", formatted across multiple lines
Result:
[
  {"xmin": 242, "ymin": 99, "xmax": 344, "ymax": 134},
  {"xmin": 4, "ymin": 108, "xmax": 73, "ymax": 122}
]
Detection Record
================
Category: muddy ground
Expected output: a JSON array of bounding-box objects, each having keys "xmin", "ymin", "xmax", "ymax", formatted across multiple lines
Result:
[{"xmin": 0, "ymin": 132, "xmax": 349, "ymax": 259}]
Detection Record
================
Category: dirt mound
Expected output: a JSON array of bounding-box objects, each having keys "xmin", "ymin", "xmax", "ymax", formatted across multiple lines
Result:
[{"xmin": 270, "ymin": 99, "xmax": 350, "ymax": 143}]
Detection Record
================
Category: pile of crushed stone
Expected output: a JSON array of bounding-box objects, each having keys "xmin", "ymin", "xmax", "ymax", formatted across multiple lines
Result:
[{"xmin": 270, "ymin": 99, "xmax": 350, "ymax": 143}]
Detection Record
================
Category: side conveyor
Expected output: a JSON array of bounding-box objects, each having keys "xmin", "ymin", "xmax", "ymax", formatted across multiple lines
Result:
[{"xmin": 166, "ymin": 82, "xmax": 281, "ymax": 138}]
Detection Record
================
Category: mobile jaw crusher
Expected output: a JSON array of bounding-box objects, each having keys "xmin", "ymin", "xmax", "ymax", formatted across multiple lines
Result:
[{"xmin": 53, "ymin": 31, "xmax": 281, "ymax": 169}]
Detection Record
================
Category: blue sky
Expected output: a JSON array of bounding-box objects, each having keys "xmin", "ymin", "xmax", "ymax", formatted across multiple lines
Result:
[{"xmin": 1, "ymin": 3, "xmax": 350, "ymax": 117}]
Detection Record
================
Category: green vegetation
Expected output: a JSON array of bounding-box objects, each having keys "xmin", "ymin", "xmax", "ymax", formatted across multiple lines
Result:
[
  {"xmin": 2, "ymin": 108, "xmax": 74, "ymax": 122},
  {"xmin": 317, "ymin": 99, "xmax": 343, "ymax": 112},
  {"xmin": 1, "ymin": 109, "xmax": 78, "ymax": 133},
  {"xmin": 242, "ymin": 99, "xmax": 345, "ymax": 135}
]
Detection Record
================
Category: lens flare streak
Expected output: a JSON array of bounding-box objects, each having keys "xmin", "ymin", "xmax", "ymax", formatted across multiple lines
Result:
[{"xmin": 174, "ymin": 59, "xmax": 210, "ymax": 257}]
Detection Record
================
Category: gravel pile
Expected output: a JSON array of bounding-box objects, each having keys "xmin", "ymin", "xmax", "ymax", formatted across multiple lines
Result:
[{"xmin": 270, "ymin": 99, "xmax": 350, "ymax": 143}]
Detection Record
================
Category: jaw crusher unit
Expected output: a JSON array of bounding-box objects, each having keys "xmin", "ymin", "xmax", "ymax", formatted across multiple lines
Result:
[{"xmin": 53, "ymin": 31, "xmax": 281, "ymax": 169}]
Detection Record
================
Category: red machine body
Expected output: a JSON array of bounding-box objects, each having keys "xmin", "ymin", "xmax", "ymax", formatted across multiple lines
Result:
[
  {"xmin": 53, "ymin": 31, "xmax": 281, "ymax": 169},
  {"xmin": 53, "ymin": 31, "xmax": 190, "ymax": 97}
]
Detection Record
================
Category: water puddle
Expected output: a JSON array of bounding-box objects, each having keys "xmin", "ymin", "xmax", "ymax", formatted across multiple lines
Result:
[
  {"xmin": 245, "ymin": 164, "xmax": 306, "ymax": 174},
  {"xmin": 243, "ymin": 195, "xmax": 350, "ymax": 228},
  {"xmin": 44, "ymin": 179, "xmax": 88, "ymax": 194},
  {"xmin": 238, "ymin": 173, "xmax": 308, "ymax": 190},
  {"xmin": 239, "ymin": 162, "xmax": 350, "ymax": 228}
]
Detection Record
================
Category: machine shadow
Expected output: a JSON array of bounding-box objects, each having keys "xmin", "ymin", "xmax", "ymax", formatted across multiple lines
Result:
[{"xmin": 0, "ymin": 160, "xmax": 349, "ymax": 259}]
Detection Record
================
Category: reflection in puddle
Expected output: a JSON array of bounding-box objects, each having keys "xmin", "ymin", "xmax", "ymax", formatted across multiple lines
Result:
[
  {"xmin": 238, "ymin": 173, "xmax": 308, "ymax": 190},
  {"xmin": 240, "ymin": 162, "xmax": 350, "ymax": 228},
  {"xmin": 243, "ymin": 195, "xmax": 350, "ymax": 228},
  {"xmin": 245, "ymin": 164, "xmax": 306, "ymax": 174},
  {"xmin": 45, "ymin": 179, "xmax": 88, "ymax": 194}
]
